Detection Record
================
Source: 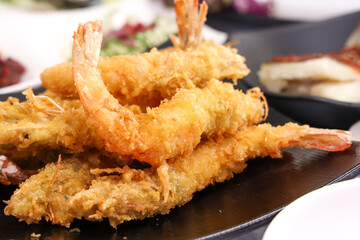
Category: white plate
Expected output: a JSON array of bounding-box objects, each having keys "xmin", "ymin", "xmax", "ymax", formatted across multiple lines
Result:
[
  {"xmin": 0, "ymin": 0, "xmax": 227, "ymax": 95},
  {"xmin": 263, "ymin": 178, "xmax": 360, "ymax": 240},
  {"xmin": 271, "ymin": 0, "xmax": 360, "ymax": 21},
  {"xmin": 350, "ymin": 121, "xmax": 360, "ymax": 141},
  {"xmin": 0, "ymin": 2, "xmax": 106, "ymax": 95},
  {"xmin": 0, "ymin": 77, "xmax": 41, "ymax": 95}
]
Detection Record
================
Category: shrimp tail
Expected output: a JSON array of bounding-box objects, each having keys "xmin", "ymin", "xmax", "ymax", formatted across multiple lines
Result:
[
  {"xmin": 295, "ymin": 128, "xmax": 352, "ymax": 152},
  {"xmin": 72, "ymin": 21, "xmax": 143, "ymax": 156},
  {"xmin": 233, "ymin": 123, "xmax": 352, "ymax": 160},
  {"xmin": 72, "ymin": 20, "xmax": 105, "ymax": 108},
  {"xmin": 266, "ymin": 122, "xmax": 352, "ymax": 153},
  {"xmin": 171, "ymin": 0, "xmax": 208, "ymax": 49},
  {"xmin": 73, "ymin": 21, "xmax": 102, "ymax": 68}
]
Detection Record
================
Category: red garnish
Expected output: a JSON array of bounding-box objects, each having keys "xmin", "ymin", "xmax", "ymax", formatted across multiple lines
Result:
[
  {"xmin": 328, "ymin": 47, "xmax": 360, "ymax": 71},
  {"xmin": 270, "ymin": 47, "xmax": 360, "ymax": 72},
  {"xmin": 0, "ymin": 57, "xmax": 26, "ymax": 88},
  {"xmin": 103, "ymin": 22, "xmax": 155, "ymax": 47},
  {"xmin": 270, "ymin": 53, "xmax": 326, "ymax": 62}
]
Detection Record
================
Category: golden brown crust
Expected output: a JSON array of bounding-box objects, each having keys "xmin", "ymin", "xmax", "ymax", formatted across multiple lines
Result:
[
  {"xmin": 4, "ymin": 123, "xmax": 350, "ymax": 228},
  {"xmin": 41, "ymin": 41, "xmax": 250, "ymax": 108}
]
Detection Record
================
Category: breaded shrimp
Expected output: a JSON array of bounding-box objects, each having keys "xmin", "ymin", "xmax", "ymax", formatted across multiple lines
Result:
[
  {"xmin": 72, "ymin": 21, "xmax": 266, "ymax": 166},
  {"xmin": 41, "ymin": 43, "xmax": 250, "ymax": 107},
  {"xmin": 40, "ymin": 0, "xmax": 249, "ymax": 106},
  {"xmin": 0, "ymin": 90, "xmax": 147, "ymax": 167},
  {"xmin": 4, "ymin": 123, "xmax": 351, "ymax": 227},
  {"xmin": 69, "ymin": 123, "xmax": 351, "ymax": 228},
  {"xmin": 0, "ymin": 90, "xmax": 104, "ymax": 158},
  {"xmin": 4, "ymin": 157, "xmax": 94, "ymax": 227}
]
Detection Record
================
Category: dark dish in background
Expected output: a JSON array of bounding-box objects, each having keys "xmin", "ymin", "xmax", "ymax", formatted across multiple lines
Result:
[
  {"xmin": 230, "ymin": 11, "xmax": 360, "ymax": 130},
  {"xmin": 163, "ymin": 0, "xmax": 299, "ymax": 32},
  {"xmin": 206, "ymin": 9, "xmax": 298, "ymax": 32}
]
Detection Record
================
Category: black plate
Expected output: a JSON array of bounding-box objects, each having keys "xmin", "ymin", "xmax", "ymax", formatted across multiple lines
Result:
[
  {"xmin": 206, "ymin": 9, "xmax": 299, "ymax": 32},
  {"xmin": 0, "ymin": 99, "xmax": 360, "ymax": 239},
  {"xmin": 229, "ymin": 11, "xmax": 360, "ymax": 130}
]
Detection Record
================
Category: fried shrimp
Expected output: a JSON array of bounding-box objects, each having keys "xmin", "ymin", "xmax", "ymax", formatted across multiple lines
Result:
[
  {"xmin": 0, "ymin": 91, "xmax": 102, "ymax": 157},
  {"xmin": 4, "ymin": 123, "xmax": 351, "ymax": 227},
  {"xmin": 40, "ymin": 0, "xmax": 249, "ymax": 106},
  {"xmin": 41, "ymin": 42, "xmax": 249, "ymax": 107},
  {"xmin": 4, "ymin": 157, "xmax": 94, "ymax": 227},
  {"xmin": 0, "ymin": 89, "xmax": 146, "ymax": 165},
  {"xmin": 72, "ymin": 21, "xmax": 266, "ymax": 167}
]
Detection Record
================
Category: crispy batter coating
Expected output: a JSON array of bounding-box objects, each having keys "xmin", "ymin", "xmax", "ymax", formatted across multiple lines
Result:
[
  {"xmin": 0, "ymin": 82, "xmax": 266, "ymax": 167},
  {"xmin": 0, "ymin": 90, "xmax": 145, "ymax": 162},
  {"xmin": 72, "ymin": 21, "xmax": 265, "ymax": 167},
  {"xmin": 0, "ymin": 24, "xmax": 256, "ymax": 168},
  {"xmin": 4, "ymin": 123, "xmax": 351, "ymax": 228},
  {"xmin": 41, "ymin": 41, "xmax": 250, "ymax": 108},
  {"xmin": 41, "ymin": 0, "xmax": 248, "ymax": 110},
  {"xmin": 4, "ymin": 157, "xmax": 93, "ymax": 227},
  {"xmin": 0, "ymin": 91, "xmax": 101, "ymax": 155}
]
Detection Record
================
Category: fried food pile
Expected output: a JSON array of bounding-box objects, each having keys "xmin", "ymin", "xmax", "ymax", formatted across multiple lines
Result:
[{"xmin": 0, "ymin": 0, "xmax": 352, "ymax": 228}]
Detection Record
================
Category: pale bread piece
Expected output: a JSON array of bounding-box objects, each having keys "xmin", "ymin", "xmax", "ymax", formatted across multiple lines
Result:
[
  {"xmin": 310, "ymin": 81, "xmax": 360, "ymax": 103},
  {"xmin": 258, "ymin": 57, "xmax": 360, "ymax": 90},
  {"xmin": 257, "ymin": 57, "xmax": 360, "ymax": 103}
]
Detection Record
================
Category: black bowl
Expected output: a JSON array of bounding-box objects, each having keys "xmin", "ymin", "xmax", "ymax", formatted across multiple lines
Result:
[{"xmin": 229, "ymin": 11, "xmax": 360, "ymax": 130}]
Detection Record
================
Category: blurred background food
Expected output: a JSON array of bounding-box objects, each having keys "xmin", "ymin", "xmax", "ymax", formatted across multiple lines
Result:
[
  {"xmin": 228, "ymin": 11, "xmax": 360, "ymax": 129},
  {"xmin": 101, "ymin": 16, "xmax": 176, "ymax": 56},
  {"xmin": 0, "ymin": 55, "xmax": 25, "ymax": 88},
  {"xmin": 258, "ymin": 46, "xmax": 360, "ymax": 103},
  {"xmin": 258, "ymin": 21, "xmax": 360, "ymax": 104}
]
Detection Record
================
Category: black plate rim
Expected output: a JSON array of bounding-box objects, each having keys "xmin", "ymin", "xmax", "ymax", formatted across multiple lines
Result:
[
  {"xmin": 207, "ymin": 8, "xmax": 300, "ymax": 25},
  {"xmin": 231, "ymin": 10, "xmax": 360, "ymax": 35},
  {"xmin": 202, "ymin": 146, "xmax": 360, "ymax": 239}
]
